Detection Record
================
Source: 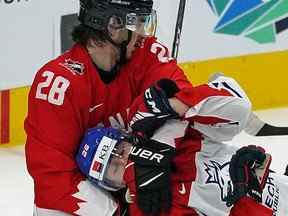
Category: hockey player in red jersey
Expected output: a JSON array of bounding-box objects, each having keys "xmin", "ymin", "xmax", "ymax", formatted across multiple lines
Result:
[{"xmin": 24, "ymin": 0, "xmax": 195, "ymax": 215}]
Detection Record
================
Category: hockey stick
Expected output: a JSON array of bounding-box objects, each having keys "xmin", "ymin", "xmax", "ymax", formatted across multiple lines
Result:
[
  {"xmin": 171, "ymin": 1, "xmax": 288, "ymax": 136},
  {"xmin": 284, "ymin": 165, "xmax": 288, "ymax": 176},
  {"xmin": 172, "ymin": 0, "xmax": 186, "ymax": 59},
  {"xmin": 250, "ymin": 121, "xmax": 288, "ymax": 136},
  {"xmin": 244, "ymin": 112, "xmax": 288, "ymax": 136}
]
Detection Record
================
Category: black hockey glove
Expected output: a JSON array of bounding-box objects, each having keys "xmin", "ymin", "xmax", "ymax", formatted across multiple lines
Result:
[
  {"xmin": 128, "ymin": 138, "xmax": 175, "ymax": 214},
  {"xmin": 130, "ymin": 79, "xmax": 180, "ymax": 138},
  {"xmin": 111, "ymin": 187, "xmax": 130, "ymax": 216},
  {"xmin": 225, "ymin": 145, "xmax": 271, "ymax": 207},
  {"xmin": 144, "ymin": 78, "xmax": 180, "ymax": 111}
]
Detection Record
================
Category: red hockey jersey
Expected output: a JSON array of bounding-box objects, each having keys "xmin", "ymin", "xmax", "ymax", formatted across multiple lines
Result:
[
  {"xmin": 25, "ymin": 37, "xmax": 193, "ymax": 215},
  {"xmin": 230, "ymin": 197, "xmax": 272, "ymax": 216}
]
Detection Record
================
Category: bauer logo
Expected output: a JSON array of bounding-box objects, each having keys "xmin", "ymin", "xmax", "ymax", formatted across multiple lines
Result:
[
  {"xmin": 130, "ymin": 146, "xmax": 164, "ymax": 163},
  {"xmin": 207, "ymin": 0, "xmax": 288, "ymax": 44},
  {"xmin": 204, "ymin": 160, "xmax": 230, "ymax": 202}
]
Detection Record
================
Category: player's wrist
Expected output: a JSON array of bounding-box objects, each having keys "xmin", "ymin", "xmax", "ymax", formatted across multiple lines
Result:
[{"xmin": 168, "ymin": 97, "xmax": 189, "ymax": 117}]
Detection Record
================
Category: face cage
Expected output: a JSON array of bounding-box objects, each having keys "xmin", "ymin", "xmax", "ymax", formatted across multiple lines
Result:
[{"xmin": 108, "ymin": 9, "xmax": 157, "ymax": 36}]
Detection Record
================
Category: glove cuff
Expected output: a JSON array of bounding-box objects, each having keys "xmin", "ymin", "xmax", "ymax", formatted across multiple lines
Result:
[{"xmin": 156, "ymin": 79, "xmax": 180, "ymax": 98}]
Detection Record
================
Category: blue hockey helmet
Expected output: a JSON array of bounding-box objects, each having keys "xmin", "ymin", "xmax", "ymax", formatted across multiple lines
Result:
[{"xmin": 76, "ymin": 127, "xmax": 132, "ymax": 191}]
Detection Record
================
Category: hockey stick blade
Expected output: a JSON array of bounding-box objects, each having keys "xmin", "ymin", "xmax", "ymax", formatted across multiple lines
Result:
[
  {"xmin": 245, "ymin": 112, "xmax": 288, "ymax": 136},
  {"xmin": 256, "ymin": 123, "xmax": 288, "ymax": 136},
  {"xmin": 284, "ymin": 165, "xmax": 288, "ymax": 176}
]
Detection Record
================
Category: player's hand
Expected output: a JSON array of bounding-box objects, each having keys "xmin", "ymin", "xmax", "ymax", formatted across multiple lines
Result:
[
  {"xmin": 124, "ymin": 138, "xmax": 175, "ymax": 214},
  {"xmin": 225, "ymin": 145, "xmax": 271, "ymax": 207},
  {"xmin": 129, "ymin": 79, "xmax": 180, "ymax": 138}
]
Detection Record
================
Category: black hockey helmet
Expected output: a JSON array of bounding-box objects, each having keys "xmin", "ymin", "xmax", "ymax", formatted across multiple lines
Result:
[{"xmin": 79, "ymin": 0, "xmax": 156, "ymax": 36}]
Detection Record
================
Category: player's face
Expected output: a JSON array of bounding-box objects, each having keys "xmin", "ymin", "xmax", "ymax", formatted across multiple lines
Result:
[
  {"xmin": 126, "ymin": 32, "xmax": 145, "ymax": 59},
  {"xmin": 113, "ymin": 29, "xmax": 145, "ymax": 59},
  {"xmin": 104, "ymin": 141, "xmax": 132, "ymax": 189},
  {"xmin": 108, "ymin": 11, "xmax": 156, "ymax": 59}
]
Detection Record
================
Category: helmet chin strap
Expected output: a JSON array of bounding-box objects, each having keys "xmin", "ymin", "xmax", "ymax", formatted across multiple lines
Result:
[
  {"xmin": 105, "ymin": 29, "xmax": 133, "ymax": 66},
  {"xmin": 95, "ymin": 30, "xmax": 133, "ymax": 84}
]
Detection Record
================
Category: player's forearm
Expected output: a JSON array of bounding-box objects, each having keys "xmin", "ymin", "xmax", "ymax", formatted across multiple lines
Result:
[{"xmin": 168, "ymin": 97, "xmax": 189, "ymax": 117}]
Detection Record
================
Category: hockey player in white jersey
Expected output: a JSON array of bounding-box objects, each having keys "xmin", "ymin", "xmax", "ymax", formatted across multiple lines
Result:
[
  {"xmin": 176, "ymin": 75, "xmax": 288, "ymax": 216},
  {"xmin": 76, "ymin": 127, "xmax": 275, "ymax": 216},
  {"xmin": 76, "ymin": 75, "xmax": 288, "ymax": 215}
]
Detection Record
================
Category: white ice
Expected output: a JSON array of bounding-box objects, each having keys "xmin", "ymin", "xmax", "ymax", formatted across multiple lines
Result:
[{"xmin": 1, "ymin": 108, "xmax": 288, "ymax": 215}]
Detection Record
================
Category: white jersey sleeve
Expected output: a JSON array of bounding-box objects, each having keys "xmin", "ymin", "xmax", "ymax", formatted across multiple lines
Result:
[
  {"xmin": 244, "ymin": 112, "xmax": 266, "ymax": 136},
  {"xmin": 184, "ymin": 75, "xmax": 252, "ymax": 142}
]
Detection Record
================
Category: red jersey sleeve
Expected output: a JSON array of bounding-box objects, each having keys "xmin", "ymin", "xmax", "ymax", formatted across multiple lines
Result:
[
  {"xmin": 230, "ymin": 197, "xmax": 273, "ymax": 216},
  {"xmin": 25, "ymin": 63, "xmax": 88, "ymax": 213},
  {"xmin": 132, "ymin": 37, "xmax": 194, "ymax": 106}
]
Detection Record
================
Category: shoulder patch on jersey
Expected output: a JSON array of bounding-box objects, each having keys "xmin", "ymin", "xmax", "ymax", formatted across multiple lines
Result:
[{"xmin": 59, "ymin": 59, "xmax": 85, "ymax": 76}]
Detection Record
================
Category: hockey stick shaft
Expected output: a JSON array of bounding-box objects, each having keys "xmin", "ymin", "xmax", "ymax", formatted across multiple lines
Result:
[{"xmin": 172, "ymin": 0, "xmax": 187, "ymax": 59}]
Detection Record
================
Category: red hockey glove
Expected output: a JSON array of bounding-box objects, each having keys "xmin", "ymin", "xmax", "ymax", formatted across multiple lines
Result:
[
  {"xmin": 129, "ymin": 79, "xmax": 180, "ymax": 138},
  {"xmin": 225, "ymin": 145, "xmax": 271, "ymax": 207}
]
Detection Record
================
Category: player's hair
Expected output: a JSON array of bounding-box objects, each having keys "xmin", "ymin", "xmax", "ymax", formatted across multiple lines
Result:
[{"xmin": 71, "ymin": 24, "xmax": 107, "ymax": 45}]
